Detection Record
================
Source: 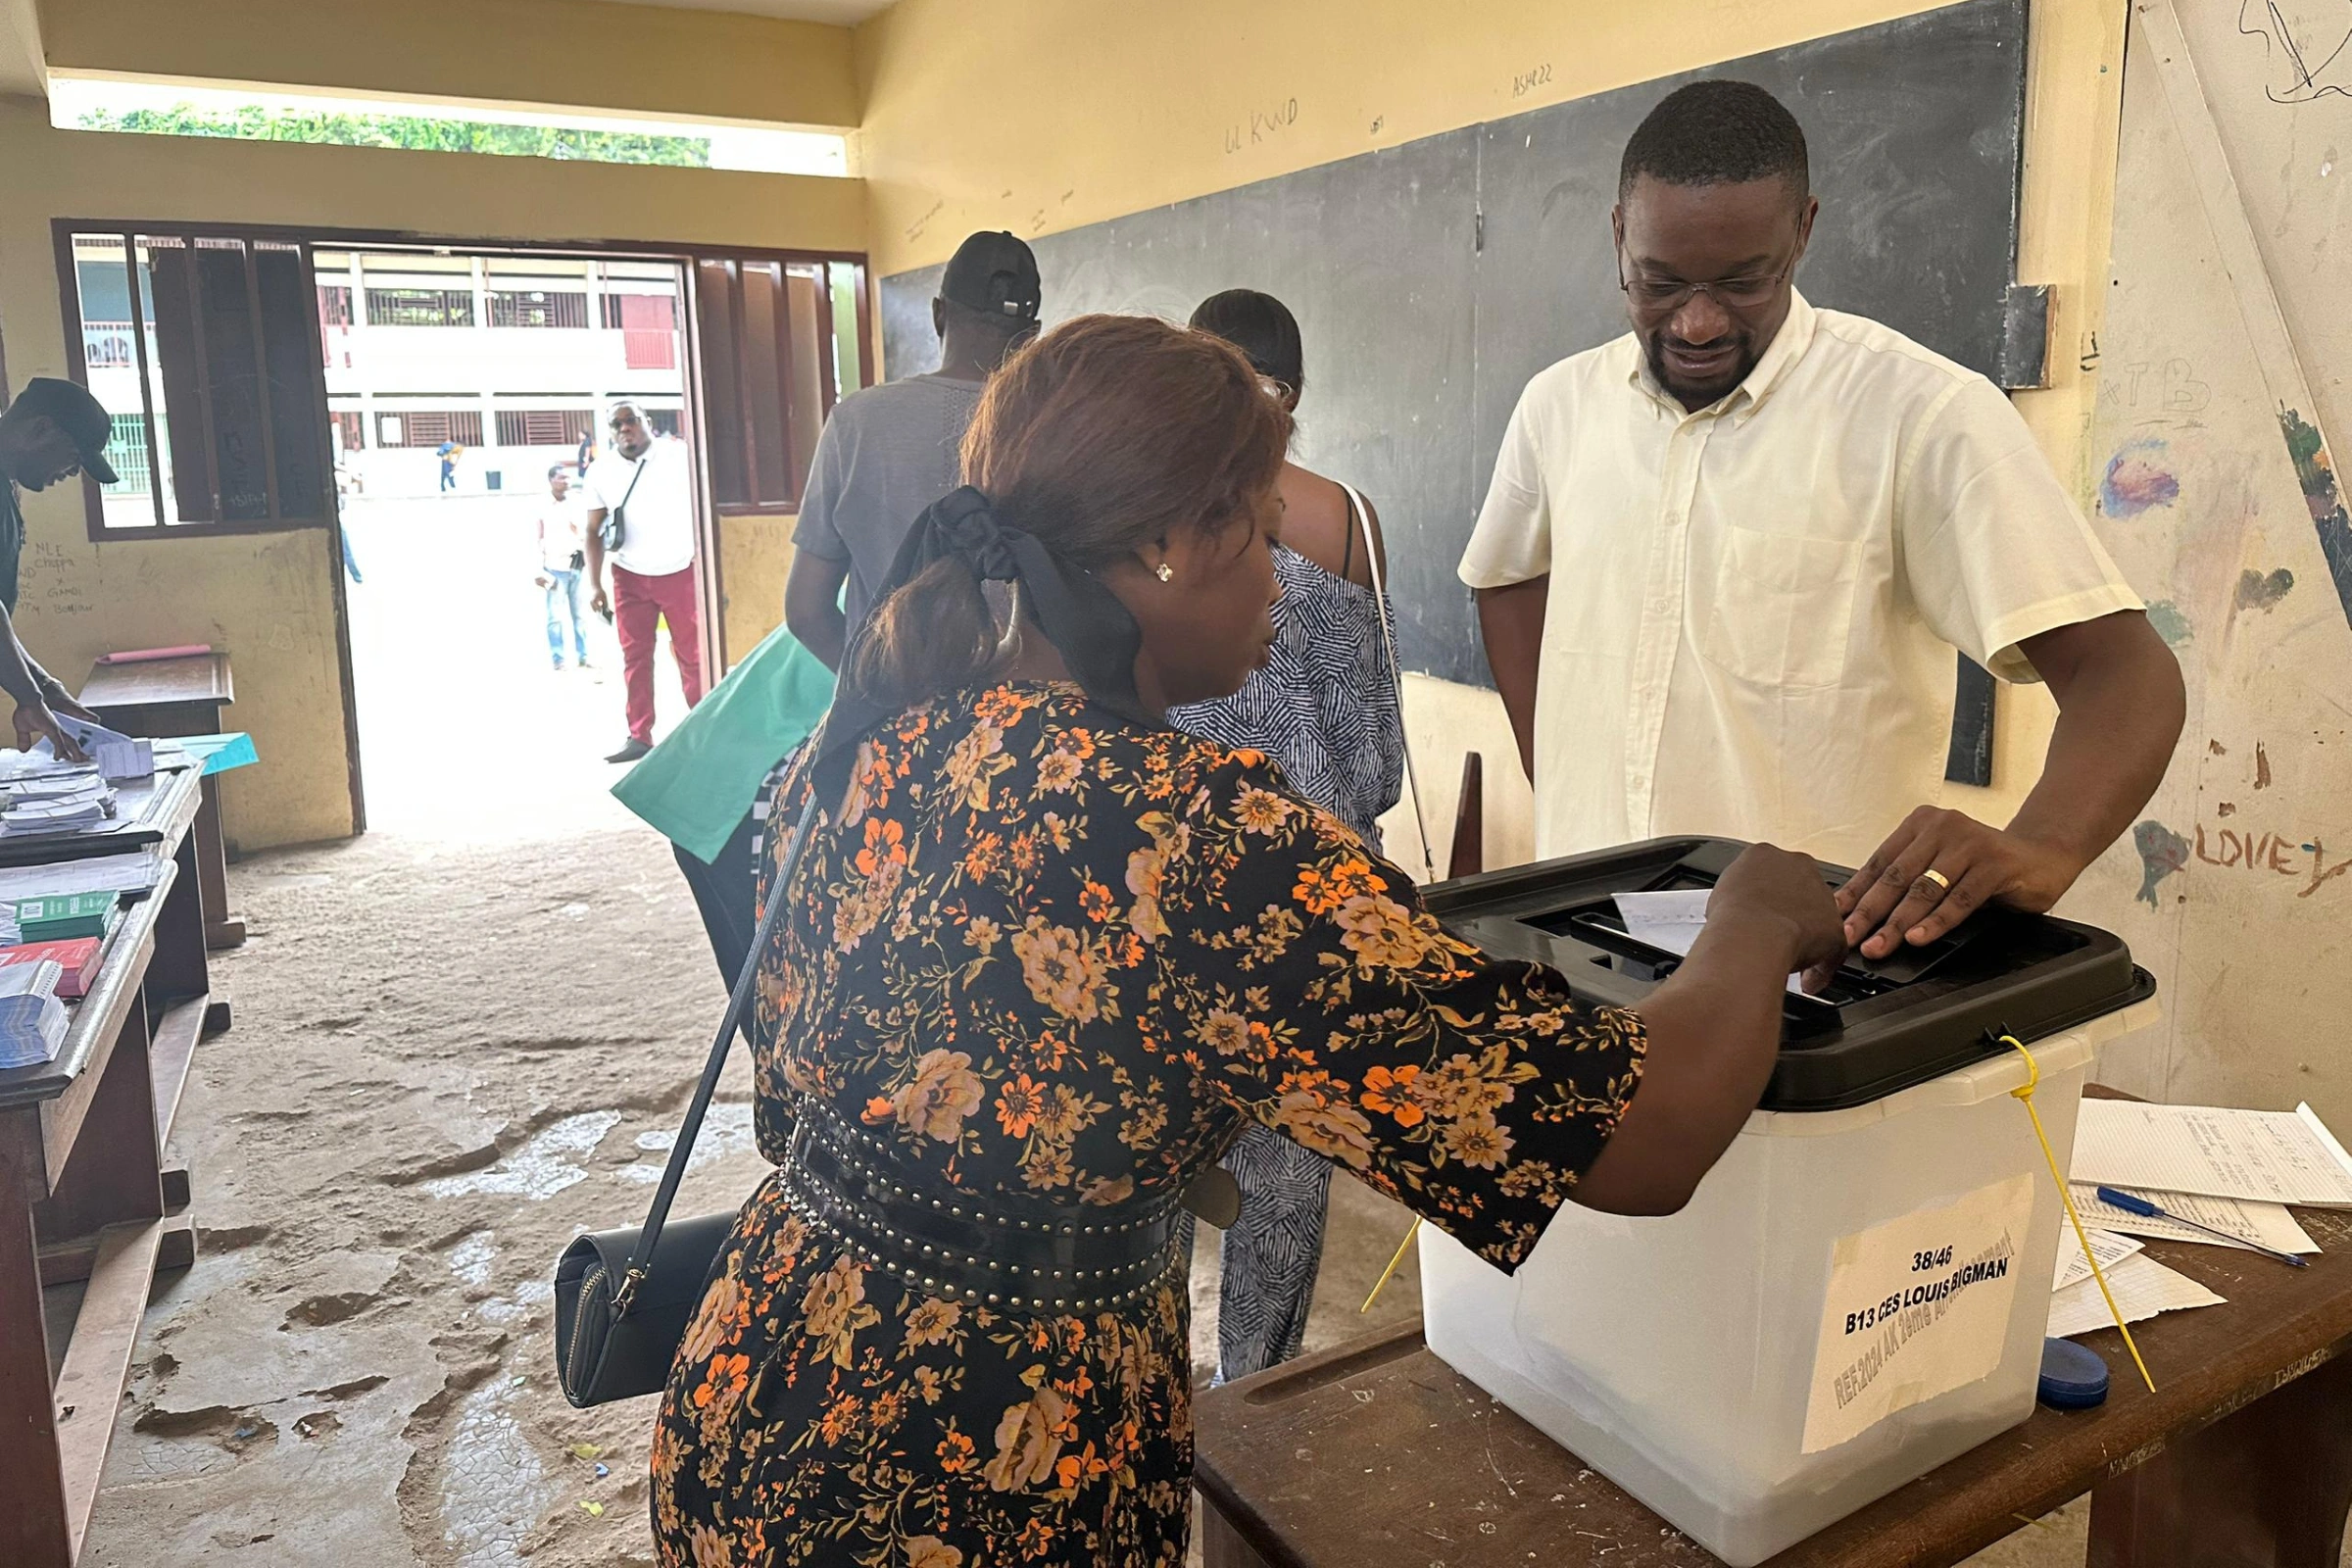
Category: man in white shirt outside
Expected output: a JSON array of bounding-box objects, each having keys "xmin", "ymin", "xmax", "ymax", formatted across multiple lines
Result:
[
  {"xmin": 1461, "ymin": 80, "xmax": 2185, "ymax": 964},
  {"xmin": 584, "ymin": 400, "xmax": 702, "ymax": 762},
  {"xmin": 533, "ymin": 464, "xmax": 590, "ymax": 672}
]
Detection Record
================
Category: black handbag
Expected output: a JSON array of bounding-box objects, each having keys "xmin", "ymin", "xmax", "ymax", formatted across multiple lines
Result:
[
  {"xmin": 598, "ymin": 454, "xmax": 646, "ymax": 556},
  {"xmin": 552, "ymin": 795, "xmax": 817, "ymax": 1407}
]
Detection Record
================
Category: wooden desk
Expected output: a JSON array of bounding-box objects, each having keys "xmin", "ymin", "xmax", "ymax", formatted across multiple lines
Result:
[
  {"xmin": 78, "ymin": 653, "xmax": 244, "ymax": 952},
  {"xmin": 0, "ymin": 765, "xmax": 228, "ymax": 1567},
  {"xmin": 1197, "ymin": 1150, "xmax": 2352, "ymax": 1567}
]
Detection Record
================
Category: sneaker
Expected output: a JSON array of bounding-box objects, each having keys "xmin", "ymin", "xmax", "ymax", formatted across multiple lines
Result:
[{"xmin": 606, "ymin": 737, "xmax": 653, "ymax": 764}]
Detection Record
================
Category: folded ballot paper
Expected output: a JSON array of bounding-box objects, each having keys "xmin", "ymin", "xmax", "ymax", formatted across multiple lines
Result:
[
  {"xmin": 1612, "ymin": 890, "xmax": 1811, "ymax": 995},
  {"xmin": 0, "ymin": 958, "xmax": 69, "ymax": 1070},
  {"xmin": 49, "ymin": 712, "xmax": 153, "ymax": 783}
]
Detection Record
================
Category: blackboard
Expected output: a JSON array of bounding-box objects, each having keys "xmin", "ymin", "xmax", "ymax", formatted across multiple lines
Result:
[{"xmin": 882, "ymin": 0, "xmax": 2029, "ymax": 688}]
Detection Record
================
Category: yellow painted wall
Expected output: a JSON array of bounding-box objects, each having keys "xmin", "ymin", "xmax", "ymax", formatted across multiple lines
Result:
[
  {"xmin": 42, "ymin": 0, "xmax": 858, "ymax": 129},
  {"xmin": 719, "ymin": 516, "xmax": 796, "ymax": 666},
  {"xmin": 0, "ymin": 99, "xmax": 866, "ymax": 849},
  {"xmin": 854, "ymin": 0, "xmax": 2129, "ymax": 870}
]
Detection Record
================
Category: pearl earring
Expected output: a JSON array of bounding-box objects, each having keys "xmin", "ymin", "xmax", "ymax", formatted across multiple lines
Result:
[{"xmin": 1153, "ymin": 563, "xmax": 1173, "ymax": 583}]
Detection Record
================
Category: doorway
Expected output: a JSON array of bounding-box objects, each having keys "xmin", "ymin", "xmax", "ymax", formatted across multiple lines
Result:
[
  {"xmin": 59, "ymin": 223, "xmax": 872, "ymax": 846},
  {"xmin": 322, "ymin": 248, "xmax": 696, "ymax": 838}
]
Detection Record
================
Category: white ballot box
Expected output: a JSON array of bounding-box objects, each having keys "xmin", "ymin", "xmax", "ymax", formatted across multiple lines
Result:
[{"xmin": 1420, "ymin": 1001, "xmax": 2157, "ymax": 1565}]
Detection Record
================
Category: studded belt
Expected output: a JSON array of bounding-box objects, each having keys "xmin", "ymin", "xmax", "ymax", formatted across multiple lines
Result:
[{"xmin": 779, "ymin": 1102, "xmax": 1187, "ymax": 1314}]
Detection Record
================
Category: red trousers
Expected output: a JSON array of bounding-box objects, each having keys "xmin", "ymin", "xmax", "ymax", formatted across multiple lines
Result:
[{"xmin": 612, "ymin": 564, "xmax": 705, "ymax": 743}]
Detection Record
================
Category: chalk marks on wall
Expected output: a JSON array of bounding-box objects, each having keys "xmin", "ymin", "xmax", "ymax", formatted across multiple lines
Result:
[
  {"xmin": 2278, "ymin": 407, "xmax": 2352, "ymax": 627},
  {"xmin": 2233, "ymin": 566, "xmax": 2297, "ymax": 612},
  {"xmin": 2100, "ymin": 435, "xmax": 2181, "ymax": 518},
  {"xmin": 2234, "ymin": 0, "xmax": 2352, "ymax": 103},
  {"xmin": 2132, "ymin": 819, "xmax": 2189, "ymax": 906},
  {"xmin": 2145, "ymin": 600, "xmax": 2194, "ymax": 647}
]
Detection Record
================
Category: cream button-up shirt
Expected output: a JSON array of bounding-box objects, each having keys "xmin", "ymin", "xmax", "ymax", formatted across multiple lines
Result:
[{"xmin": 1459, "ymin": 292, "xmax": 2141, "ymax": 864}]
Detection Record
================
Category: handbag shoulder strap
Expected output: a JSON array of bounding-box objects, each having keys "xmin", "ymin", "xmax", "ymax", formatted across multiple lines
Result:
[
  {"xmin": 612, "ymin": 789, "xmax": 820, "ymax": 1317},
  {"xmin": 1341, "ymin": 482, "xmax": 1438, "ymax": 882}
]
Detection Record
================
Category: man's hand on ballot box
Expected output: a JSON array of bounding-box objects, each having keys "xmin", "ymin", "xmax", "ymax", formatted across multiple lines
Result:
[{"xmin": 1835, "ymin": 805, "xmax": 2082, "ymax": 962}]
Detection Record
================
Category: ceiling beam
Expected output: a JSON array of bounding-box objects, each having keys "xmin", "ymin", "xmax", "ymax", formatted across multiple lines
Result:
[{"xmin": 39, "ymin": 0, "xmax": 858, "ymax": 129}]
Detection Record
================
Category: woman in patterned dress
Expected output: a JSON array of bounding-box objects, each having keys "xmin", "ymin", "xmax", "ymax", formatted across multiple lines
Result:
[
  {"xmin": 650, "ymin": 314, "xmax": 1842, "ymax": 1568},
  {"xmin": 1168, "ymin": 288, "xmax": 1410, "ymax": 1385}
]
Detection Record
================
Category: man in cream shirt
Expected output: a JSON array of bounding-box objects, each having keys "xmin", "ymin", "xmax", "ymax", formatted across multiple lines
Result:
[{"xmin": 1462, "ymin": 80, "xmax": 2184, "ymax": 963}]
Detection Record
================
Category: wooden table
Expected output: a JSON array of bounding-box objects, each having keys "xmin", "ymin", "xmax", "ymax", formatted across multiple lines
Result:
[
  {"xmin": 0, "ymin": 763, "xmax": 228, "ymax": 1567},
  {"xmin": 78, "ymin": 652, "xmax": 244, "ymax": 952},
  {"xmin": 1197, "ymin": 1140, "xmax": 2352, "ymax": 1567}
]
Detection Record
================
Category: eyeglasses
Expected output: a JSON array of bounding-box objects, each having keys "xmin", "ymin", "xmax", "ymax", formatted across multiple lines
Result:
[{"xmin": 1617, "ymin": 256, "xmax": 1795, "ymax": 315}]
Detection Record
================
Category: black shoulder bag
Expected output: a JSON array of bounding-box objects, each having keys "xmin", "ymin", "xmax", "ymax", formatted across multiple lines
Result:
[
  {"xmin": 552, "ymin": 793, "xmax": 818, "ymax": 1406},
  {"xmin": 597, "ymin": 456, "xmax": 646, "ymax": 556}
]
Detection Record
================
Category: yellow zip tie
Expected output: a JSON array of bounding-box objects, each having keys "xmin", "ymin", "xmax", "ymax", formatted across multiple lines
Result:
[
  {"xmin": 1361, "ymin": 1217, "xmax": 1421, "ymax": 1312},
  {"xmin": 2003, "ymin": 1033, "xmax": 2157, "ymax": 1394}
]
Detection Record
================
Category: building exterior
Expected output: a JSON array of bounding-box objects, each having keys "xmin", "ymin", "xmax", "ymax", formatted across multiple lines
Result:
[
  {"xmin": 71, "ymin": 243, "xmax": 688, "ymax": 519},
  {"xmin": 318, "ymin": 252, "xmax": 686, "ymax": 498}
]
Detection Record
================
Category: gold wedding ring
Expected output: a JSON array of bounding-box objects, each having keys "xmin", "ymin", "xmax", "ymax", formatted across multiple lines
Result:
[{"xmin": 1920, "ymin": 867, "xmax": 1953, "ymax": 893}]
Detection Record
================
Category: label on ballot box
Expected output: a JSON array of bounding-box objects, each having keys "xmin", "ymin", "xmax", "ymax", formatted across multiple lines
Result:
[{"xmin": 1801, "ymin": 1173, "xmax": 2034, "ymax": 1453}]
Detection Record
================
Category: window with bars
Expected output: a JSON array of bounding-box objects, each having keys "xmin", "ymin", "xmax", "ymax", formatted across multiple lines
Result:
[
  {"xmin": 331, "ymin": 411, "xmax": 364, "ymax": 451},
  {"xmin": 61, "ymin": 226, "xmax": 333, "ymax": 533},
  {"xmin": 317, "ymin": 285, "xmax": 354, "ymax": 327},
  {"xmin": 365, "ymin": 286, "xmax": 474, "ymax": 327},
  {"xmin": 493, "ymin": 409, "xmax": 594, "ymax": 447},
  {"xmin": 487, "ymin": 290, "xmax": 588, "ymax": 329},
  {"xmin": 376, "ymin": 410, "xmax": 483, "ymax": 448}
]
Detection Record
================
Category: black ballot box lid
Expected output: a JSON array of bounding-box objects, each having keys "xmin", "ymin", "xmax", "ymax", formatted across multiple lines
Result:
[{"xmin": 1420, "ymin": 837, "xmax": 2155, "ymax": 1112}]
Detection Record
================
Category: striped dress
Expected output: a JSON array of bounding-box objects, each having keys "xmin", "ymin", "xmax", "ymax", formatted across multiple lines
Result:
[{"xmin": 1166, "ymin": 500, "xmax": 1406, "ymax": 1383}]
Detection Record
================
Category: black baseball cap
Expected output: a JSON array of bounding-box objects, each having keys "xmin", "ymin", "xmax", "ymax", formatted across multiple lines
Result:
[
  {"xmin": 939, "ymin": 231, "xmax": 1042, "ymax": 324},
  {"xmin": 8, "ymin": 377, "xmax": 119, "ymax": 485}
]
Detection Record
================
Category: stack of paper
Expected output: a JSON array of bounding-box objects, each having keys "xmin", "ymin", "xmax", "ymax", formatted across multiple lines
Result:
[
  {"xmin": 0, "ymin": 852, "xmax": 161, "ymax": 904},
  {"xmin": 2071, "ymin": 1100, "xmax": 2352, "ymax": 1206},
  {"xmin": 2044, "ymin": 1098, "xmax": 2352, "ymax": 1341},
  {"xmin": 0, "ymin": 958, "xmax": 69, "ymax": 1070}
]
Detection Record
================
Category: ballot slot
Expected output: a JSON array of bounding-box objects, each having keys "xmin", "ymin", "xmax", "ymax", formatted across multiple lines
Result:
[{"xmin": 1525, "ymin": 900, "xmax": 1885, "ymax": 1035}]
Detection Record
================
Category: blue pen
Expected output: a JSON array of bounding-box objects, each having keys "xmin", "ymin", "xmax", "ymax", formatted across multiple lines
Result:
[{"xmin": 2093, "ymin": 1186, "xmax": 2310, "ymax": 1268}]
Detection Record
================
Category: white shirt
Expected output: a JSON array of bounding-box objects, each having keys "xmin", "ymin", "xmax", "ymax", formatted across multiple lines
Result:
[
  {"xmin": 1458, "ymin": 292, "xmax": 2142, "ymax": 865},
  {"xmin": 585, "ymin": 435, "xmax": 696, "ymax": 577},
  {"xmin": 538, "ymin": 489, "xmax": 584, "ymax": 573}
]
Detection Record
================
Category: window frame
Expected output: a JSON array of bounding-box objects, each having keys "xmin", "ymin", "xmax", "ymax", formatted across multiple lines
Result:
[
  {"xmin": 57, "ymin": 220, "xmax": 340, "ymax": 539},
  {"xmin": 687, "ymin": 247, "xmax": 874, "ymax": 516},
  {"xmin": 57, "ymin": 220, "xmax": 876, "ymax": 544}
]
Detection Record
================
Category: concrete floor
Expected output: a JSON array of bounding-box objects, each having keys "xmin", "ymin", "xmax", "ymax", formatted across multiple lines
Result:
[{"xmin": 67, "ymin": 498, "xmax": 2090, "ymax": 1565}]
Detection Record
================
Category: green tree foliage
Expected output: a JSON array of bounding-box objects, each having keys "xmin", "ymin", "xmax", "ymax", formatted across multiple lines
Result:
[{"xmin": 75, "ymin": 105, "xmax": 712, "ymax": 168}]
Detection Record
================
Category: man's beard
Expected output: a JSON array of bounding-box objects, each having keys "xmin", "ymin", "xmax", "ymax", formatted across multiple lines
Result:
[{"xmin": 1641, "ymin": 328, "xmax": 1759, "ymax": 407}]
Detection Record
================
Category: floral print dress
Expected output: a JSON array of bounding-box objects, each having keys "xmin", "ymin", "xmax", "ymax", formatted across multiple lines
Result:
[{"xmin": 650, "ymin": 681, "xmax": 1646, "ymax": 1568}]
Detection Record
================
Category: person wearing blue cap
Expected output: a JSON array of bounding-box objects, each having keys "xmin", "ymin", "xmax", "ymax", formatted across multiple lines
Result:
[{"xmin": 0, "ymin": 377, "xmax": 120, "ymax": 760}]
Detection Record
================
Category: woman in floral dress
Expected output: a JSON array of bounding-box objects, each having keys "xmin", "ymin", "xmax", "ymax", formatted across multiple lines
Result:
[{"xmin": 651, "ymin": 315, "xmax": 1840, "ymax": 1567}]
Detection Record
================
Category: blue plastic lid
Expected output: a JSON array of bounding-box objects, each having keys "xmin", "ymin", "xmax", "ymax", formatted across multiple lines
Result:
[{"xmin": 2038, "ymin": 1338, "xmax": 2110, "ymax": 1409}]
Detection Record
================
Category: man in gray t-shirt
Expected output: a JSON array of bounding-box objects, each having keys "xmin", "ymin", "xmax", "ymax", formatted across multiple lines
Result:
[{"xmin": 786, "ymin": 231, "xmax": 1043, "ymax": 668}]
